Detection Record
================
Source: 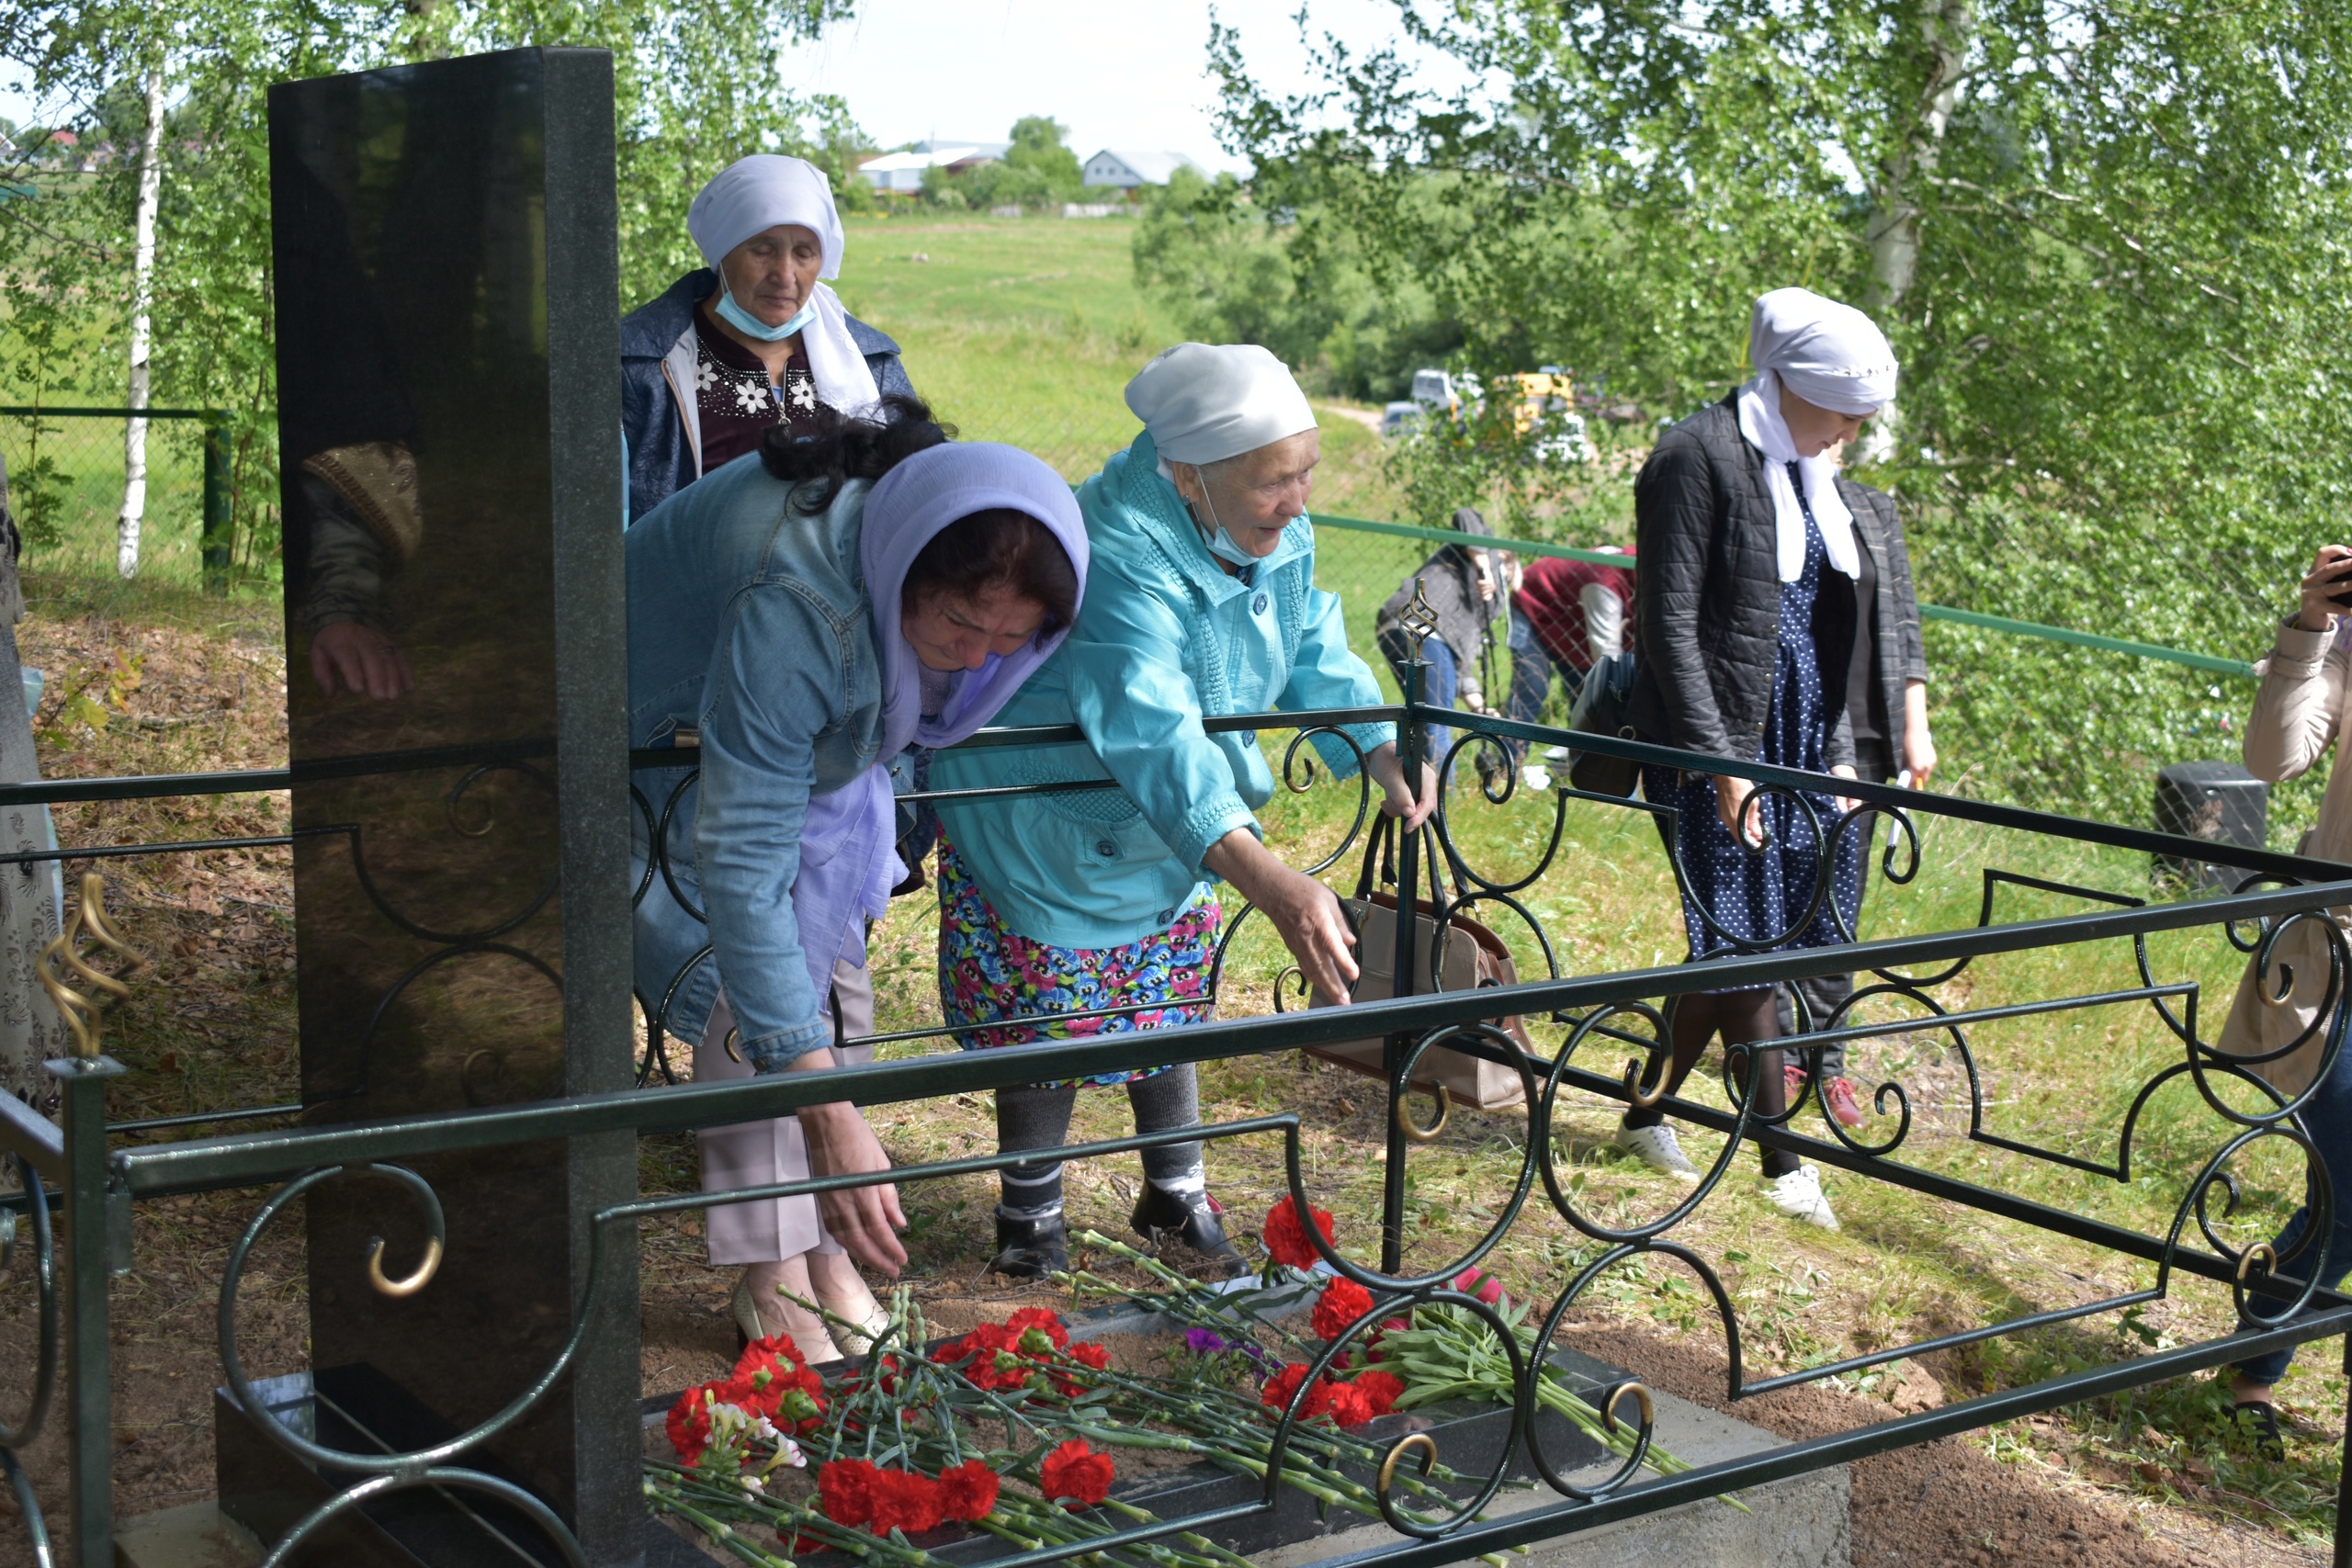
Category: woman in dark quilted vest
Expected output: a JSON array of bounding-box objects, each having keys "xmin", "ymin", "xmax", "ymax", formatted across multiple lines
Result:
[{"xmin": 1611, "ymin": 288, "xmax": 1905, "ymax": 1233}]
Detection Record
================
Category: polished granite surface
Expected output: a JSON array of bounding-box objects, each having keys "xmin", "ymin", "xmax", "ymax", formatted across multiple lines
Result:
[{"xmin": 247, "ymin": 47, "xmax": 633, "ymax": 1564}]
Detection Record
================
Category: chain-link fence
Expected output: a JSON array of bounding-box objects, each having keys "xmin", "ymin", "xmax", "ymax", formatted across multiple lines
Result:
[{"xmin": 0, "ymin": 407, "xmax": 232, "ymax": 593}]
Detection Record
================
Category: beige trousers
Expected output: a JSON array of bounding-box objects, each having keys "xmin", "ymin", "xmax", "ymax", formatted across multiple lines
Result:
[{"xmin": 696, "ymin": 957, "xmax": 876, "ymax": 1266}]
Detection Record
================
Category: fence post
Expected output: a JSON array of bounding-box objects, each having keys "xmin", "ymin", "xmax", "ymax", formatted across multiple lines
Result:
[
  {"xmin": 54, "ymin": 1055, "xmax": 123, "ymax": 1568},
  {"xmin": 1381, "ymin": 583, "xmax": 1434, "ymax": 1276},
  {"xmin": 199, "ymin": 413, "xmax": 232, "ymax": 596}
]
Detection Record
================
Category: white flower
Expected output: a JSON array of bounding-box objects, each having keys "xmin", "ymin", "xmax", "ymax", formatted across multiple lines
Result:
[
  {"xmin": 789, "ymin": 378, "xmax": 817, "ymax": 412},
  {"xmin": 694, "ymin": 360, "xmax": 719, "ymax": 393},
  {"xmin": 733, "ymin": 380, "xmax": 770, "ymax": 414}
]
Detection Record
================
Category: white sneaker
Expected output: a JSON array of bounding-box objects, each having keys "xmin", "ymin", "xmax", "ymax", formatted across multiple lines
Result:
[
  {"xmin": 1760, "ymin": 1164, "xmax": 1839, "ymax": 1231},
  {"xmin": 1611, "ymin": 1120, "xmax": 1701, "ymax": 1184}
]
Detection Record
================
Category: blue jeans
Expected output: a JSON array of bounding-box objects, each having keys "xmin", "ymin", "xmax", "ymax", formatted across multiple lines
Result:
[
  {"xmin": 1503, "ymin": 608, "xmax": 1585, "ymax": 756},
  {"xmin": 2235, "ymin": 1037, "xmax": 2352, "ymax": 1386}
]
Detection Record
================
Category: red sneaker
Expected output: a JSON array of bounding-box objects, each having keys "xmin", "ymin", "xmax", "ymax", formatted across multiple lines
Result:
[
  {"xmin": 1824, "ymin": 1077, "xmax": 1867, "ymax": 1129},
  {"xmin": 1782, "ymin": 1060, "xmax": 1808, "ymax": 1101}
]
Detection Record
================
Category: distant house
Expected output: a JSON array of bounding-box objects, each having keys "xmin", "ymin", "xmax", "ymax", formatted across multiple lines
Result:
[
  {"xmin": 857, "ymin": 139, "xmax": 1011, "ymax": 194},
  {"xmin": 1080, "ymin": 150, "xmax": 1204, "ymax": 190}
]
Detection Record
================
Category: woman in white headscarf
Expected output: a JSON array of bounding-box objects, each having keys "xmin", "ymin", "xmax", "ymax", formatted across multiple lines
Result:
[
  {"xmin": 619, "ymin": 153, "xmax": 916, "ymax": 525},
  {"xmin": 927, "ymin": 344, "xmax": 1436, "ymax": 1281},
  {"xmin": 1603, "ymin": 288, "xmax": 1905, "ymax": 1234}
]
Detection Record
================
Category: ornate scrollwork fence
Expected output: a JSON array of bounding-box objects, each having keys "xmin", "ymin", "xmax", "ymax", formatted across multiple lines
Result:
[{"xmin": 4, "ymin": 666, "xmax": 2351, "ymax": 1567}]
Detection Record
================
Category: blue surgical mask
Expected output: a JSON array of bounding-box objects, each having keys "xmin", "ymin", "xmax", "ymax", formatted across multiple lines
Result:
[
  {"xmin": 1191, "ymin": 486, "xmax": 1261, "ymax": 570},
  {"xmin": 715, "ymin": 284, "xmax": 819, "ymax": 343}
]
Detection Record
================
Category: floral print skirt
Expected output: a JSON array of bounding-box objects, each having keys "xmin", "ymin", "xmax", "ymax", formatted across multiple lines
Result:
[{"xmin": 935, "ymin": 835, "xmax": 1221, "ymax": 1087}]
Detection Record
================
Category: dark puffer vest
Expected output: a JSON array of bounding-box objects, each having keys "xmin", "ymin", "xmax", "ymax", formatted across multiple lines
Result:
[{"xmin": 1624, "ymin": 393, "xmax": 1922, "ymax": 772}]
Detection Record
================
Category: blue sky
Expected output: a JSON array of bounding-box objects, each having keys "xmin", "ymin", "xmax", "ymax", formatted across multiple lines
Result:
[{"xmin": 0, "ymin": 1, "xmax": 1461, "ymax": 172}]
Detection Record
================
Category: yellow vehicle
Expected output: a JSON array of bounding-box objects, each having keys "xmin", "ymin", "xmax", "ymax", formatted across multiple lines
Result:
[{"xmin": 1508, "ymin": 367, "xmax": 1594, "ymax": 461}]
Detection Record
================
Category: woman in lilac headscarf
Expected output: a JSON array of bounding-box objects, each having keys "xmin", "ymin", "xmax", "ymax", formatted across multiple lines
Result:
[{"xmin": 628, "ymin": 396, "xmax": 1087, "ymax": 1356}]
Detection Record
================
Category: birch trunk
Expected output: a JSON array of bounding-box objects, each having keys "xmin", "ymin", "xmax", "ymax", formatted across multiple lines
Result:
[
  {"xmin": 116, "ymin": 62, "xmax": 164, "ymax": 581},
  {"xmin": 1859, "ymin": 0, "xmax": 1973, "ymax": 463}
]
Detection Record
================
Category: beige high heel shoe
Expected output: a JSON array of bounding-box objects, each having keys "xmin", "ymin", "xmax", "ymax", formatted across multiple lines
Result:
[
  {"xmin": 816, "ymin": 1280, "xmax": 893, "ymax": 1360},
  {"xmin": 733, "ymin": 1272, "xmax": 847, "ymax": 1361}
]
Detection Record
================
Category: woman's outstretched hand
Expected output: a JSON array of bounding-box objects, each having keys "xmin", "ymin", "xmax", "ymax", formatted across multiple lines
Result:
[
  {"xmin": 787, "ymin": 1049, "xmax": 909, "ymax": 1276},
  {"xmin": 1204, "ymin": 827, "xmax": 1359, "ymax": 1003},
  {"xmin": 1365, "ymin": 740, "xmax": 1439, "ymax": 830}
]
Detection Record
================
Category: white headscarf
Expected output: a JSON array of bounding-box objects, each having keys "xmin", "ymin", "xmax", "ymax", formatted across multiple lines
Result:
[
  {"xmin": 1737, "ymin": 289, "xmax": 1898, "ymax": 583},
  {"xmin": 1125, "ymin": 344, "xmax": 1317, "ymax": 478},
  {"xmin": 686, "ymin": 155, "xmax": 880, "ymax": 415},
  {"xmin": 792, "ymin": 444, "xmax": 1089, "ymax": 1003}
]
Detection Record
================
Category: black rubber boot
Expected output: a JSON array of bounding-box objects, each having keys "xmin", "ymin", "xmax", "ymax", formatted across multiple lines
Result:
[
  {"xmin": 1130, "ymin": 1187, "xmax": 1247, "ymax": 1279},
  {"xmin": 988, "ymin": 1209, "xmax": 1069, "ymax": 1280}
]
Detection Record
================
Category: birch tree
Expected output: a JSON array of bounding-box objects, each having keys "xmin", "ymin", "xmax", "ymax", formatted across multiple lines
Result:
[{"xmin": 114, "ymin": 52, "xmax": 161, "ymax": 579}]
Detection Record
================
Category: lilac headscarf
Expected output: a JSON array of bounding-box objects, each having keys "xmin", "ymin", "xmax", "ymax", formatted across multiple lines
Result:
[{"xmin": 790, "ymin": 444, "xmax": 1090, "ymax": 1010}]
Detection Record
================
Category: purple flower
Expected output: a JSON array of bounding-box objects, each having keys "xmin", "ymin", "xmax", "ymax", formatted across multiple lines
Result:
[{"xmin": 1184, "ymin": 1328, "xmax": 1230, "ymax": 1355}]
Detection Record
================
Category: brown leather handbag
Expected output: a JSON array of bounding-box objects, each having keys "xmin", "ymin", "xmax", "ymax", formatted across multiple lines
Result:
[{"xmin": 1299, "ymin": 818, "xmax": 1535, "ymax": 1111}]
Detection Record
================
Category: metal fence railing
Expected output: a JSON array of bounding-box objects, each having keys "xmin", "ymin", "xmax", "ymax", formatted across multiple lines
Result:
[
  {"xmin": 3, "ymin": 670, "xmax": 2350, "ymax": 1566},
  {"xmin": 0, "ymin": 407, "xmax": 234, "ymax": 593}
]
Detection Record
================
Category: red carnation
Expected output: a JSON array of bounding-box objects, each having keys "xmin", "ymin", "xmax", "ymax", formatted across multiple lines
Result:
[
  {"xmin": 1007, "ymin": 1306, "xmax": 1070, "ymax": 1354},
  {"xmin": 664, "ymin": 1385, "xmax": 716, "ymax": 1467},
  {"xmin": 736, "ymin": 1332, "xmax": 808, "ymax": 1378},
  {"xmin": 868, "ymin": 1468, "xmax": 946, "ymax": 1535},
  {"xmin": 1263, "ymin": 1195, "xmax": 1335, "ymax": 1269},
  {"xmin": 818, "ymin": 1457, "xmax": 879, "ymax": 1526},
  {"xmin": 1351, "ymin": 1369, "xmax": 1405, "ymax": 1417},
  {"xmin": 1069, "ymin": 1341, "xmax": 1111, "ymax": 1371},
  {"xmin": 1311, "ymin": 1277, "xmax": 1375, "ymax": 1342},
  {"xmin": 936, "ymin": 1460, "xmax": 1001, "ymax": 1523},
  {"xmin": 1260, "ymin": 1362, "xmax": 1311, "ymax": 1413},
  {"xmin": 1306, "ymin": 1378, "xmax": 1374, "ymax": 1427},
  {"xmin": 1038, "ymin": 1439, "xmax": 1114, "ymax": 1507},
  {"xmin": 1453, "ymin": 1267, "xmax": 1505, "ymax": 1306}
]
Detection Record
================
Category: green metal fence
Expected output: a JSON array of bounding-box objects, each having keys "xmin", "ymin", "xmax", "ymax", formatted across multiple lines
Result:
[{"xmin": 4, "ymin": 694, "xmax": 2351, "ymax": 1566}]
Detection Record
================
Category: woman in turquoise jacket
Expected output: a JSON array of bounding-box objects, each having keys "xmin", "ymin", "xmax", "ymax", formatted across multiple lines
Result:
[{"xmin": 930, "ymin": 344, "xmax": 1435, "ymax": 1279}]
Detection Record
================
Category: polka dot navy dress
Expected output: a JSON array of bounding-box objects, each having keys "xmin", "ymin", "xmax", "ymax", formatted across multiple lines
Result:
[{"xmin": 1641, "ymin": 478, "xmax": 1864, "ymax": 970}]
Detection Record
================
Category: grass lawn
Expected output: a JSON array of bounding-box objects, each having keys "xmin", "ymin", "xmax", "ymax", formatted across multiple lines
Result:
[{"xmin": 0, "ymin": 210, "xmax": 2335, "ymax": 1566}]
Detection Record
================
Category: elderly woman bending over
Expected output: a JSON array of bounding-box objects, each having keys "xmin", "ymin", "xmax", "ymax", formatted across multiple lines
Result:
[
  {"xmin": 931, "ymin": 344, "xmax": 1436, "ymax": 1280},
  {"xmin": 630, "ymin": 400, "xmax": 1087, "ymax": 1354}
]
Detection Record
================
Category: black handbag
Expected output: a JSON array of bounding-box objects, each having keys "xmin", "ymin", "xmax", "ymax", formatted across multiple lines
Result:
[{"xmin": 1566, "ymin": 650, "xmax": 1642, "ymax": 796}]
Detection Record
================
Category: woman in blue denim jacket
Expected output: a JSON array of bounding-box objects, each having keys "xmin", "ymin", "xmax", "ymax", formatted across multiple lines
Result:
[
  {"xmin": 630, "ymin": 400, "xmax": 1087, "ymax": 1351},
  {"xmin": 930, "ymin": 344, "xmax": 1435, "ymax": 1280}
]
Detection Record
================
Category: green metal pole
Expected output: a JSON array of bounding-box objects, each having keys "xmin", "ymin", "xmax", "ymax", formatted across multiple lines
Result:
[
  {"xmin": 199, "ymin": 414, "xmax": 232, "ymax": 597},
  {"xmin": 1381, "ymin": 621, "xmax": 1429, "ymax": 1277},
  {"xmin": 54, "ymin": 1055, "xmax": 123, "ymax": 1568}
]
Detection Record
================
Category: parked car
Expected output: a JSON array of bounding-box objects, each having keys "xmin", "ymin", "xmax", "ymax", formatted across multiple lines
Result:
[{"xmin": 1385, "ymin": 366, "xmax": 1594, "ymax": 462}]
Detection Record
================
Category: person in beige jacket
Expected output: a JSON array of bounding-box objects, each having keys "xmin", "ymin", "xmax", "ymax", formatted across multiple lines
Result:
[{"xmin": 2218, "ymin": 543, "xmax": 2352, "ymax": 1458}]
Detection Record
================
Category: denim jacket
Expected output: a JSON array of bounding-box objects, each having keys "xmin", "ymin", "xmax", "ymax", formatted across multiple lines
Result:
[
  {"xmin": 628, "ymin": 455, "xmax": 888, "ymax": 1067},
  {"xmin": 931, "ymin": 431, "xmax": 1391, "ymax": 948}
]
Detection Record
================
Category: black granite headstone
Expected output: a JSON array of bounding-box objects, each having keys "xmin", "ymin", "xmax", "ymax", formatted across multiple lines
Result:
[{"xmin": 217, "ymin": 47, "xmax": 640, "ymax": 1567}]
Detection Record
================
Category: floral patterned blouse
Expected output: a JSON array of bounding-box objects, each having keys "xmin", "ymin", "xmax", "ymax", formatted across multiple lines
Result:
[{"xmin": 692, "ymin": 308, "xmax": 823, "ymax": 472}]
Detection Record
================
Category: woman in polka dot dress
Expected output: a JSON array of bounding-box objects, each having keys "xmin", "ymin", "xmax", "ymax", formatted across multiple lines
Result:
[{"xmin": 1611, "ymin": 288, "xmax": 1905, "ymax": 1231}]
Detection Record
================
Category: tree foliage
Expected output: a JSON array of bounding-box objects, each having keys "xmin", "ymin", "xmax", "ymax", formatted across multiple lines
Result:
[
  {"xmin": 1208, "ymin": 1, "xmax": 2352, "ymax": 824},
  {"xmin": 0, "ymin": 0, "xmax": 862, "ymax": 581},
  {"xmin": 929, "ymin": 115, "xmax": 1087, "ymax": 211},
  {"xmin": 1131, "ymin": 164, "xmax": 1462, "ymax": 401}
]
